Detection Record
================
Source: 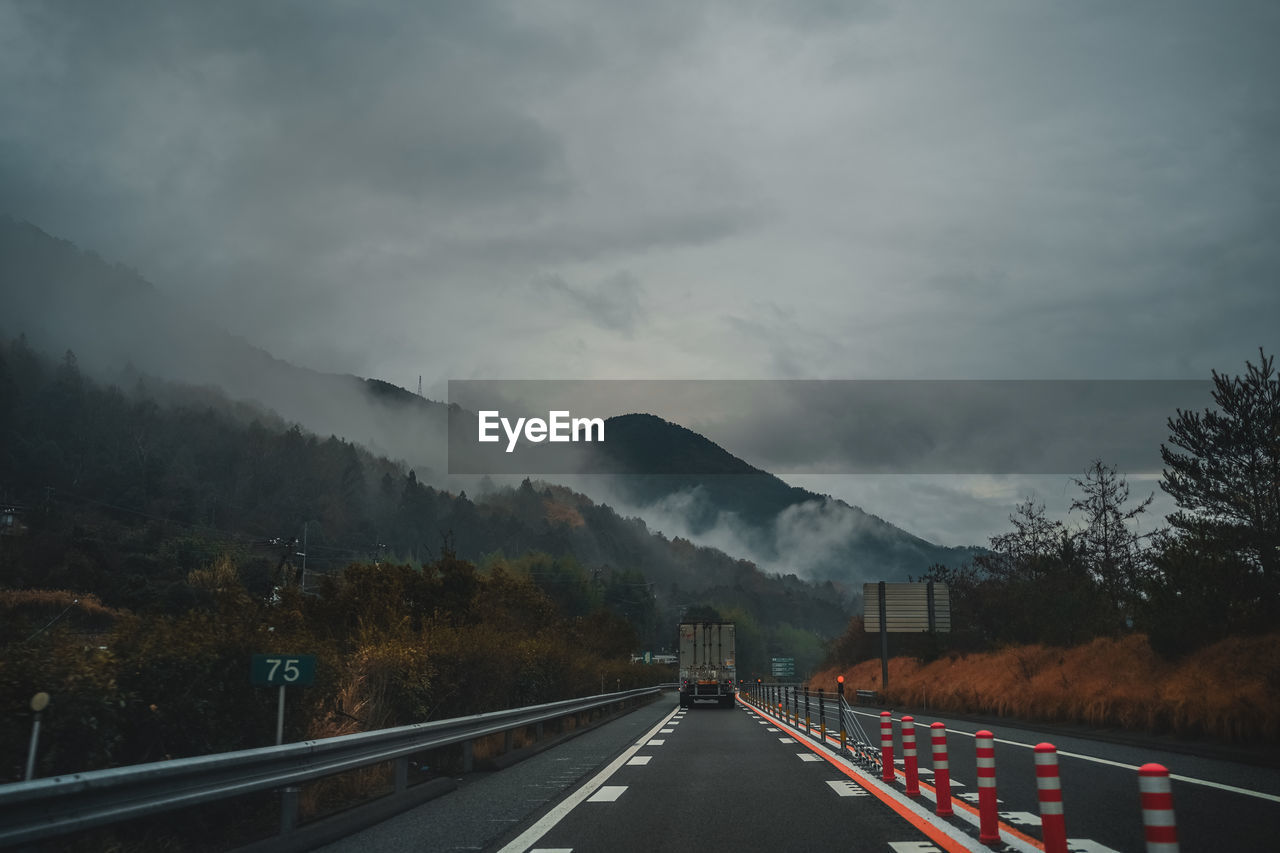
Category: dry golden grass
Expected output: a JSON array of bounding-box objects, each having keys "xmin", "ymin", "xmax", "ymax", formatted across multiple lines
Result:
[
  {"xmin": 0, "ymin": 588, "xmax": 120, "ymax": 618},
  {"xmin": 814, "ymin": 633, "xmax": 1280, "ymax": 743},
  {"xmin": 0, "ymin": 588, "xmax": 123, "ymax": 638}
]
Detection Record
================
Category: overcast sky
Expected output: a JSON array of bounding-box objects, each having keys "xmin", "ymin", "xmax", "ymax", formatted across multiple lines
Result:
[{"xmin": 2, "ymin": 0, "xmax": 1276, "ymax": 545}]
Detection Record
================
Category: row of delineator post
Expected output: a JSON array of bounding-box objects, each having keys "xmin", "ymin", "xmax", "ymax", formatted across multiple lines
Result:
[
  {"xmin": 748, "ymin": 689, "xmax": 1179, "ymax": 853},
  {"xmin": 879, "ymin": 709, "xmax": 1179, "ymax": 853}
]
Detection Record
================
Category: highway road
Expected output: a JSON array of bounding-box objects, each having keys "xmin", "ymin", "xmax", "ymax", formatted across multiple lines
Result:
[
  {"xmin": 321, "ymin": 692, "xmax": 1280, "ymax": 852},
  {"xmin": 496, "ymin": 702, "xmax": 953, "ymax": 852},
  {"xmin": 839, "ymin": 704, "xmax": 1280, "ymax": 853}
]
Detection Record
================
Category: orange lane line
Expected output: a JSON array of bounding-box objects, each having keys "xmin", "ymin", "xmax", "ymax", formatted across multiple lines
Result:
[
  {"xmin": 745, "ymin": 700, "xmax": 968, "ymax": 853},
  {"xmin": 812, "ymin": 746, "xmax": 973, "ymax": 853}
]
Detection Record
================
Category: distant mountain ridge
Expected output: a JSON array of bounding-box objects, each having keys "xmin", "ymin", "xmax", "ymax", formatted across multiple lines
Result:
[
  {"xmin": 1, "ymin": 217, "xmax": 979, "ymax": 593},
  {"xmin": 0, "ymin": 216, "xmax": 452, "ymax": 475},
  {"xmin": 591, "ymin": 413, "xmax": 981, "ymax": 586}
]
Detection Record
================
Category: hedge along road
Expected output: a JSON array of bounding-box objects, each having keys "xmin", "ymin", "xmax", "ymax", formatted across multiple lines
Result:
[{"xmin": 842, "ymin": 706, "xmax": 1280, "ymax": 852}]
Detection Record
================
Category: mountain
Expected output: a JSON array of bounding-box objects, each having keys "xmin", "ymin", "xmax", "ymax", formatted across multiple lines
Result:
[
  {"xmin": 1, "ymin": 217, "xmax": 979, "ymax": 598},
  {"xmin": 0, "ymin": 217, "xmax": 452, "ymax": 477},
  {"xmin": 0, "ymin": 336, "xmax": 853, "ymax": 658},
  {"xmin": 587, "ymin": 413, "xmax": 983, "ymax": 589}
]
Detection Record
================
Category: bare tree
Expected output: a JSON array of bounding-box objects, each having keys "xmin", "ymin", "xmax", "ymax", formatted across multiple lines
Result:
[{"xmin": 1070, "ymin": 459, "xmax": 1154, "ymax": 627}]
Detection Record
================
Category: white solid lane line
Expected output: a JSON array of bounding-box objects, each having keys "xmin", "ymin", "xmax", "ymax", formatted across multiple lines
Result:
[{"xmin": 850, "ymin": 710, "xmax": 1280, "ymax": 803}]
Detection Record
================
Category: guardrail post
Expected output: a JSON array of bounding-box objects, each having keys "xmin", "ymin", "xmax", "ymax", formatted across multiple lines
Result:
[
  {"xmin": 931, "ymin": 722, "xmax": 953, "ymax": 816},
  {"xmin": 976, "ymin": 730, "xmax": 999, "ymax": 844},
  {"xmin": 879, "ymin": 711, "xmax": 894, "ymax": 783},
  {"xmin": 818, "ymin": 688, "xmax": 826, "ymax": 743},
  {"xmin": 280, "ymin": 785, "xmax": 300, "ymax": 835},
  {"xmin": 504, "ymin": 729, "xmax": 514, "ymax": 754},
  {"xmin": 1139, "ymin": 763, "xmax": 1179, "ymax": 853},
  {"xmin": 902, "ymin": 715, "xmax": 919, "ymax": 796},
  {"xmin": 462, "ymin": 740, "xmax": 474, "ymax": 774},
  {"xmin": 395, "ymin": 756, "xmax": 408, "ymax": 793},
  {"xmin": 836, "ymin": 681, "xmax": 847, "ymax": 755},
  {"xmin": 1035, "ymin": 743, "xmax": 1067, "ymax": 853},
  {"xmin": 804, "ymin": 688, "xmax": 811, "ymax": 734}
]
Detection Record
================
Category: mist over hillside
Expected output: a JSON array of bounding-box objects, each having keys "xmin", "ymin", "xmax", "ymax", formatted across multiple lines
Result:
[
  {"xmin": 1, "ymin": 218, "xmax": 452, "ymax": 478},
  {"xmin": 1, "ymin": 218, "xmax": 978, "ymax": 592},
  {"xmin": 562, "ymin": 413, "xmax": 982, "ymax": 587}
]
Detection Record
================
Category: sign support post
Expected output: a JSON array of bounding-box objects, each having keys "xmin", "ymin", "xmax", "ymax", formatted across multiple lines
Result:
[
  {"xmin": 251, "ymin": 654, "xmax": 316, "ymax": 836},
  {"xmin": 879, "ymin": 581, "xmax": 889, "ymax": 691},
  {"xmin": 865, "ymin": 581, "xmax": 952, "ymax": 695},
  {"xmin": 276, "ymin": 685, "xmax": 286, "ymax": 746}
]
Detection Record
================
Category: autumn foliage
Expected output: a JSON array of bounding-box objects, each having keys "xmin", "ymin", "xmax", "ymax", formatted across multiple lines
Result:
[
  {"xmin": 1, "ymin": 552, "xmax": 656, "ymax": 784},
  {"xmin": 814, "ymin": 632, "xmax": 1280, "ymax": 743}
]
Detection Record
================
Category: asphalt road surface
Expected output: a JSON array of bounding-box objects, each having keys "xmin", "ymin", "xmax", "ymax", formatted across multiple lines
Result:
[
  {"xmin": 838, "ymin": 704, "xmax": 1280, "ymax": 852},
  {"xmin": 320, "ymin": 693, "xmax": 1280, "ymax": 852}
]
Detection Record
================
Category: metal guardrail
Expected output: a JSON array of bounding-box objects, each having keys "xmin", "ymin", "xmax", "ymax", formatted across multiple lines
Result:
[
  {"xmin": 743, "ymin": 682, "xmax": 882, "ymax": 772},
  {"xmin": 0, "ymin": 686, "xmax": 661, "ymax": 847}
]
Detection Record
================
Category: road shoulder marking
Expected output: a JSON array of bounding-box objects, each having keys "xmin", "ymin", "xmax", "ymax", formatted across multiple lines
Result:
[{"xmin": 498, "ymin": 706, "xmax": 679, "ymax": 853}]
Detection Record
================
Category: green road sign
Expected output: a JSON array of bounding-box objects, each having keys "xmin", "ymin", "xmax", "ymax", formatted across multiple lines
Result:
[{"xmin": 251, "ymin": 654, "xmax": 316, "ymax": 687}]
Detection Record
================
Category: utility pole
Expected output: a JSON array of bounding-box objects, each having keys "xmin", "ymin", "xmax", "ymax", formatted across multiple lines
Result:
[{"xmin": 299, "ymin": 522, "xmax": 309, "ymax": 591}]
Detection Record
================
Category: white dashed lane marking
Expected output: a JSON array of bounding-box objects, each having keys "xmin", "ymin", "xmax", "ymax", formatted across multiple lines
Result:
[
  {"xmin": 587, "ymin": 785, "xmax": 627, "ymax": 803},
  {"xmin": 626, "ymin": 756, "xmax": 652, "ymax": 766},
  {"xmin": 827, "ymin": 780, "xmax": 870, "ymax": 797}
]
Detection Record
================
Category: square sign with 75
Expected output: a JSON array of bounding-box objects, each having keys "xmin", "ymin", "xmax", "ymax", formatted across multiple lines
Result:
[{"xmin": 251, "ymin": 654, "xmax": 316, "ymax": 687}]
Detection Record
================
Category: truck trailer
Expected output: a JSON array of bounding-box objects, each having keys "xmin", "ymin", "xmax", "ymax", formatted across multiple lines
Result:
[{"xmin": 677, "ymin": 621, "xmax": 736, "ymax": 708}]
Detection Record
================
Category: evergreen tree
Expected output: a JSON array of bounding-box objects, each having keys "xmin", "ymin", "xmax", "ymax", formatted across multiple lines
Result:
[{"xmin": 1159, "ymin": 349, "xmax": 1280, "ymax": 625}]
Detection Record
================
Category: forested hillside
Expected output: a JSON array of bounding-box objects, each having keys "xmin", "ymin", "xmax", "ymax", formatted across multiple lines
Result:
[
  {"xmin": 2, "ymin": 218, "xmax": 982, "ymax": 593},
  {"xmin": 0, "ymin": 337, "xmax": 855, "ymax": 783}
]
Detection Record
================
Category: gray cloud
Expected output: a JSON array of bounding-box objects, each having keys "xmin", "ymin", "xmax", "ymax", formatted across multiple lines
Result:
[
  {"xmin": 2, "ymin": 0, "xmax": 1276, "ymax": 544},
  {"xmin": 534, "ymin": 271, "xmax": 647, "ymax": 333}
]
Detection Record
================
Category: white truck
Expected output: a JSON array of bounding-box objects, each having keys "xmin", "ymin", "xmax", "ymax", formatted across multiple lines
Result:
[{"xmin": 677, "ymin": 621, "xmax": 736, "ymax": 708}]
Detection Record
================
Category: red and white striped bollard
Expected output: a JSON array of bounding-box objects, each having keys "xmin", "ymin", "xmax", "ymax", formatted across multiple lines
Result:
[
  {"xmin": 902, "ymin": 715, "xmax": 919, "ymax": 796},
  {"xmin": 880, "ymin": 711, "xmax": 895, "ymax": 782},
  {"xmin": 931, "ymin": 723, "xmax": 952, "ymax": 816},
  {"xmin": 1139, "ymin": 763, "xmax": 1179, "ymax": 853},
  {"xmin": 975, "ymin": 730, "xmax": 999, "ymax": 844},
  {"xmin": 1034, "ymin": 743, "xmax": 1068, "ymax": 853}
]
